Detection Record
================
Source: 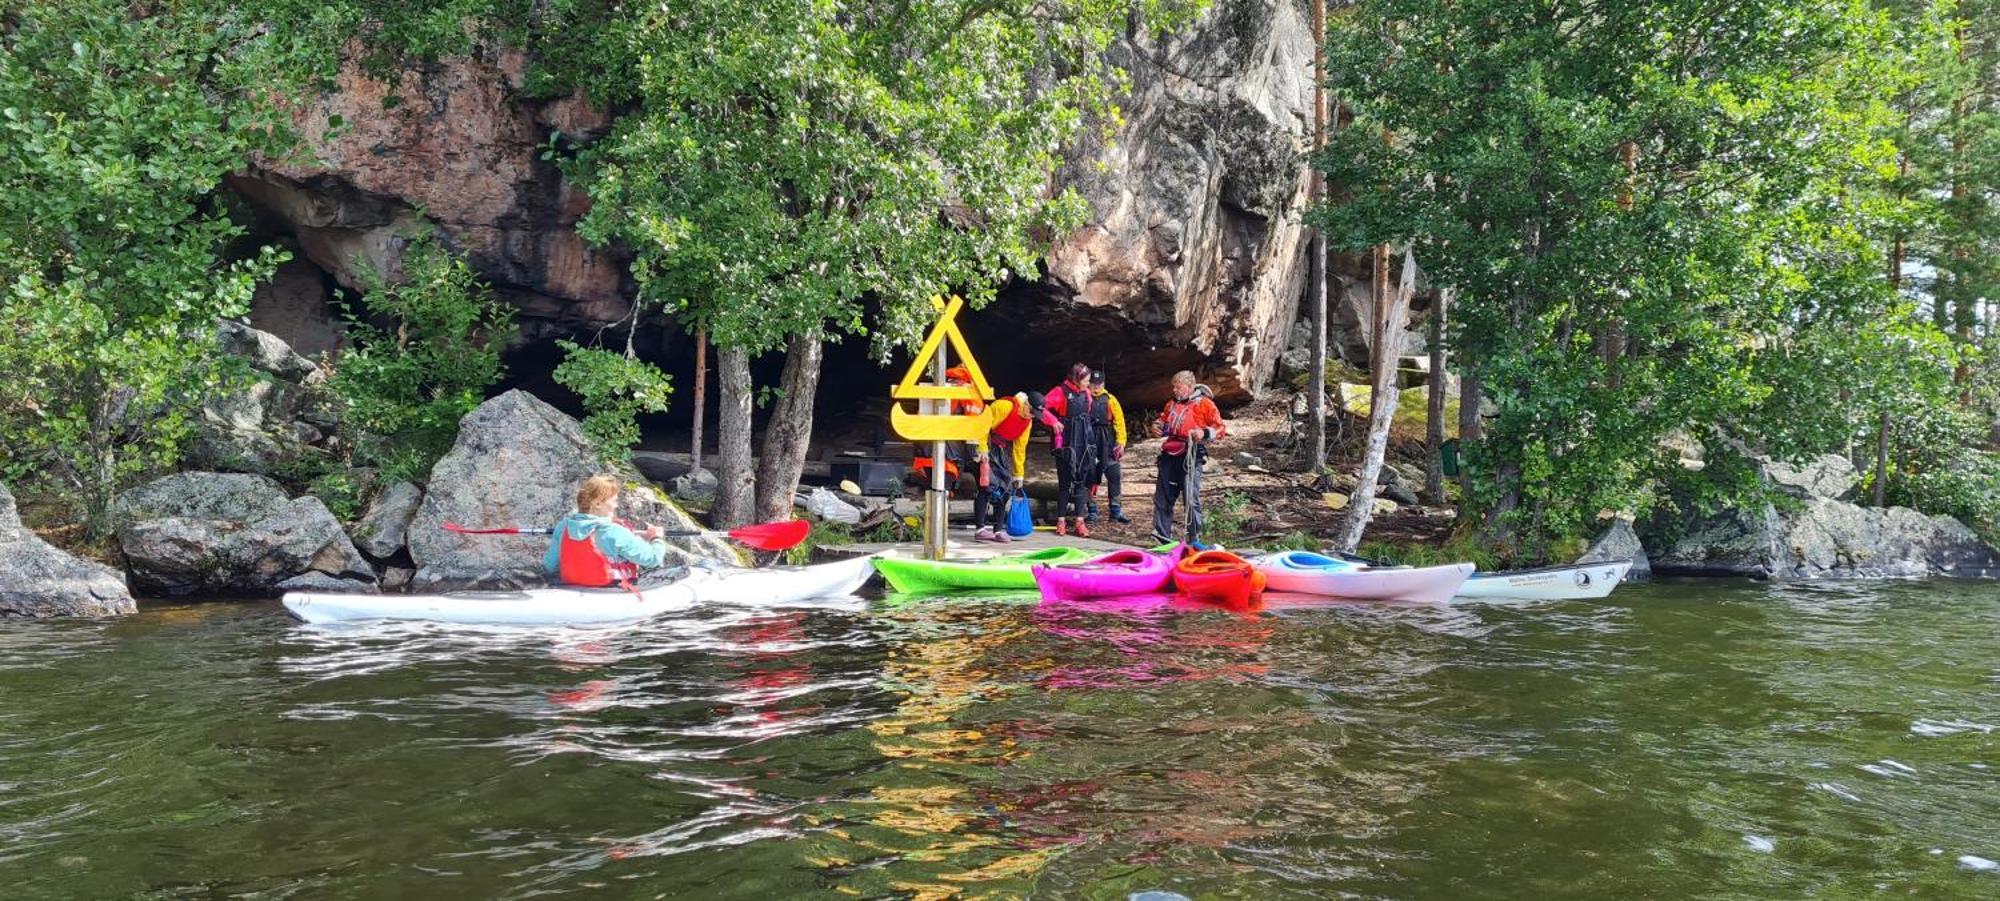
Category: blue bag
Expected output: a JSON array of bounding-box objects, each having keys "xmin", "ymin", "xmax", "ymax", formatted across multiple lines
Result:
[{"xmin": 1005, "ymin": 489, "xmax": 1035, "ymax": 537}]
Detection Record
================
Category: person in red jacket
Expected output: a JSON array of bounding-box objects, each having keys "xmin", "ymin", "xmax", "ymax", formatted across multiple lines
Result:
[
  {"xmin": 1151, "ymin": 370, "xmax": 1226, "ymax": 545},
  {"xmin": 1042, "ymin": 362, "xmax": 1099, "ymax": 537}
]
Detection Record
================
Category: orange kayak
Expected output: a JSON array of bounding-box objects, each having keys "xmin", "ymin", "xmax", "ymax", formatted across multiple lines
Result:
[{"xmin": 1172, "ymin": 549, "xmax": 1266, "ymax": 608}]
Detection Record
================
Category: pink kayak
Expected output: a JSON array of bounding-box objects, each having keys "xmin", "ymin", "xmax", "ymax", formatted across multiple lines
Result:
[{"xmin": 1031, "ymin": 547, "xmax": 1180, "ymax": 601}]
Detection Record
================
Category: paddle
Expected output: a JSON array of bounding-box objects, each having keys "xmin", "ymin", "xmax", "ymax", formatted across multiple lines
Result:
[{"xmin": 443, "ymin": 519, "xmax": 811, "ymax": 552}]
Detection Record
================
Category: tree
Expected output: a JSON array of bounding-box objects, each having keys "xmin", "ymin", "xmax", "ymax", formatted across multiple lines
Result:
[
  {"xmin": 1316, "ymin": 0, "xmax": 1918, "ymax": 554},
  {"xmin": 0, "ymin": 0, "xmax": 325, "ymax": 535},
  {"xmin": 571, "ymin": 0, "xmax": 1199, "ymax": 527}
]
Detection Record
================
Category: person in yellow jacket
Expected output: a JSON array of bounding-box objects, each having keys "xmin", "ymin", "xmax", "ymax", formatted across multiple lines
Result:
[
  {"xmin": 971, "ymin": 392, "xmax": 1056, "ymax": 543},
  {"xmin": 1085, "ymin": 369, "xmax": 1131, "ymax": 524}
]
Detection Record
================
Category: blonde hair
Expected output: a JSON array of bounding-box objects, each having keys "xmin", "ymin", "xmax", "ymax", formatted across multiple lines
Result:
[{"xmin": 576, "ymin": 475, "xmax": 620, "ymax": 514}]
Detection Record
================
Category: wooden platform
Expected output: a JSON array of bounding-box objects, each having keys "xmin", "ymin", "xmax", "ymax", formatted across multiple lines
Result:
[{"xmin": 823, "ymin": 528, "xmax": 1134, "ymax": 561}]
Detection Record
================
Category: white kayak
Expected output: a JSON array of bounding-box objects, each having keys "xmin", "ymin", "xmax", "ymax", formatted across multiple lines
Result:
[
  {"xmin": 282, "ymin": 556, "xmax": 878, "ymax": 625},
  {"xmin": 1251, "ymin": 551, "xmax": 1474, "ymax": 604},
  {"xmin": 1454, "ymin": 559, "xmax": 1633, "ymax": 600}
]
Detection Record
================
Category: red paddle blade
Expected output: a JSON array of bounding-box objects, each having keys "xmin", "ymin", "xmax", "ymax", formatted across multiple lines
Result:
[{"xmin": 727, "ymin": 519, "xmax": 812, "ymax": 551}]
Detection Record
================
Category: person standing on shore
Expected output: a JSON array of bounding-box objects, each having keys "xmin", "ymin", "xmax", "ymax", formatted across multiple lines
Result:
[
  {"xmin": 1086, "ymin": 369, "xmax": 1129, "ymax": 524},
  {"xmin": 969, "ymin": 392, "xmax": 1051, "ymax": 543},
  {"xmin": 1042, "ymin": 362, "xmax": 1099, "ymax": 537},
  {"xmin": 1151, "ymin": 371, "xmax": 1225, "ymax": 546}
]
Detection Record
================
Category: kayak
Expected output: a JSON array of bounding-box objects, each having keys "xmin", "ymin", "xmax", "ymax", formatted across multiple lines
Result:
[
  {"xmin": 1252, "ymin": 551, "xmax": 1472, "ymax": 604},
  {"xmin": 1032, "ymin": 547, "xmax": 1179, "ymax": 601},
  {"xmin": 282, "ymin": 556, "xmax": 877, "ymax": 625},
  {"xmin": 872, "ymin": 546, "xmax": 1096, "ymax": 594},
  {"xmin": 1172, "ymin": 549, "xmax": 1267, "ymax": 608},
  {"xmin": 1455, "ymin": 559, "xmax": 1633, "ymax": 600},
  {"xmin": 688, "ymin": 555, "xmax": 877, "ymax": 604}
]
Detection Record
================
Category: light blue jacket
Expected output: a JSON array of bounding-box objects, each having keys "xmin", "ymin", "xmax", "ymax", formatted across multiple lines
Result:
[{"xmin": 542, "ymin": 513, "xmax": 669, "ymax": 577}]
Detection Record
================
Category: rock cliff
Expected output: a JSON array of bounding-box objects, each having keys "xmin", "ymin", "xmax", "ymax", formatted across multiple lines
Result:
[{"xmin": 230, "ymin": 0, "xmax": 1319, "ymax": 411}]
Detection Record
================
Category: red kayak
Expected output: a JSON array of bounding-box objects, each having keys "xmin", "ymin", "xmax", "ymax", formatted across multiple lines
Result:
[{"xmin": 1172, "ymin": 550, "xmax": 1266, "ymax": 609}]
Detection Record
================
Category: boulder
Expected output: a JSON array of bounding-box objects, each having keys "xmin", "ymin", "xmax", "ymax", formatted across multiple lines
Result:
[
  {"xmin": 1645, "ymin": 493, "xmax": 2000, "ymax": 580},
  {"xmin": 800, "ymin": 487, "xmax": 862, "ymax": 526},
  {"xmin": 1763, "ymin": 453, "xmax": 1858, "ymax": 500},
  {"xmin": 0, "ymin": 483, "xmax": 137, "ymax": 617},
  {"xmin": 1577, "ymin": 519, "xmax": 1651, "ymax": 581},
  {"xmin": 1377, "ymin": 465, "xmax": 1420, "ymax": 507},
  {"xmin": 406, "ymin": 390, "xmax": 737, "ymax": 591},
  {"xmin": 188, "ymin": 321, "xmax": 338, "ymax": 475},
  {"xmin": 116, "ymin": 472, "xmax": 376, "ymax": 597},
  {"xmin": 671, "ymin": 468, "xmax": 718, "ymax": 504},
  {"xmin": 350, "ymin": 481, "xmax": 423, "ymax": 560}
]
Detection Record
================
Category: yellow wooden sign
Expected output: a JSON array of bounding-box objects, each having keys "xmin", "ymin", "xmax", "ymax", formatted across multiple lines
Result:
[
  {"xmin": 890, "ymin": 295, "xmax": 994, "ymax": 444},
  {"xmin": 892, "ymin": 296, "xmax": 994, "ymax": 402}
]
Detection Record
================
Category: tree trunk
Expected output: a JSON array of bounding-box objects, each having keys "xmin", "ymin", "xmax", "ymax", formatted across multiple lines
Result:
[
  {"xmin": 1337, "ymin": 246, "xmax": 1416, "ymax": 553},
  {"xmin": 713, "ymin": 347, "xmax": 756, "ymax": 528},
  {"xmin": 690, "ymin": 328, "xmax": 707, "ymax": 473},
  {"xmin": 1306, "ymin": 0, "xmax": 1329, "ymax": 476},
  {"xmin": 1424, "ymin": 287, "xmax": 1450, "ymax": 505},
  {"xmin": 1873, "ymin": 408, "xmax": 1889, "ymax": 508},
  {"xmin": 754, "ymin": 333, "xmax": 825, "ymax": 522},
  {"xmin": 1457, "ymin": 363, "xmax": 1480, "ymax": 502}
]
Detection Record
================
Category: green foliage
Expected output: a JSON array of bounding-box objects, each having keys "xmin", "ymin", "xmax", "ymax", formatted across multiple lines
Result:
[
  {"xmin": 328, "ymin": 235, "xmax": 514, "ymax": 482},
  {"xmin": 567, "ymin": 0, "xmax": 1202, "ymax": 357},
  {"xmin": 1205, "ymin": 491, "xmax": 1253, "ymax": 540},
  {"xmin": 0, "ymin": 0, "xmax": 320, "ymax": 534},
  {"xmin": 1316, "ymin": 0, "xmax": 1935, "ymax": 551},
  {"xmin": 1357, "ymin": 533, "xmax": 1507, "ymax": 572},
  {"xmin": 552, "ymin": 340, "xmax": 674, "ymax": 462},
  {"xmin": 784, "ymin": 518, "xmax": 856, "ymax": 566}
]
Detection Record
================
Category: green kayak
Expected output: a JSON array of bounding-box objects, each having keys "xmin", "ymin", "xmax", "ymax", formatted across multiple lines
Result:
[{"xmin": 872, "ymin": 546, "xmax": 1096, "ymax": 594}]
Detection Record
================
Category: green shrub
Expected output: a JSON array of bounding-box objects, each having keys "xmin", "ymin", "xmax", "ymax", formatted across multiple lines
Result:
[
  {"xmin": 552, "ymin": 340, "xmax": 673, "ymax": 462},
  {"xmin": 328, "ymin": 235, "xmax": 514, "ymax": 483}
]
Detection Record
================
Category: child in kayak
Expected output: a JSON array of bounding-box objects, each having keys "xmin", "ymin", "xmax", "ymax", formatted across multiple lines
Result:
[
  {"xmin": 1085, "ymin": 369, "xmax": 1130, "ymax": 524},
  {"xmin": 970, "ymin": 392, "xmax": 1057, "ymax": 542},
  {"xmin": 542, "ymin": 475, "xmax": 670, "ymax": 587},
  {"xmin": 1042, "ymin": 362, "xmax": 1100, "ymax": 537},
  {"xmin": 1151, "ymin": 371, "xmax": 1225, "ymax": 546}
]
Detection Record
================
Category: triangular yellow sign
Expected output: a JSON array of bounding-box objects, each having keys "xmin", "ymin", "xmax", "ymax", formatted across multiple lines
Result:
[{"xmin": 891, "ymin": 295, "xmax": 994, "ymax": 402}]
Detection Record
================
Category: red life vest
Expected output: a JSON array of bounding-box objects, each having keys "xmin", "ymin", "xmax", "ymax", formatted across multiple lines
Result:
[
  {"xmin": 991, "ymin": 400, "xmax": 1030, "ymax": 443},
  {"xmin": 556, "ymin": 523, "xmax": 639, "ymax": 588}
]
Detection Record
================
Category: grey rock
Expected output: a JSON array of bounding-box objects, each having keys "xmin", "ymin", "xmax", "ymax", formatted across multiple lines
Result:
[
  {"xmin": 671, "ymin": 467, "xmax": 718, "ymax": 503},
  {"xmin": 218, "ymin": 319, "xmax": 320, "ymax": 382},
  {"xmin": 117, "ymin": 474, "xmax": 376, "ymax": 597},
  {"xmin": 380, "ymin": 566, "xmax": 415, "ymax": 592},
  {"xmin": 276, "ymin": 571, "xmax": 379, "ymax": 594},
  {"xmin": 1377, "ymin": 465, "xmax": 1420, "ymax": 506},
  {"xmin": 350, "ymin": 481, "xmax": 422, "ymax": 560},
  {"xmin": 1645, "ymin": 487, "xmax": 2000, "ymax": 581},
  {"xmin": 1577, "ymin": 519, "xmax": 1651, "ymax": 581},
  {"xmin": 407, "ymin": 390, "xmax": 737, "ymax": 591},
  {"xmin": 189, "ymin": 322, "xmax": 331, "ymax": 475},
  {"xmin": 1231, "ymin": 451, "xmax": 1263, "ymax": 468},
  {"xmin": 1764, "ymin": 453, "xmax": 1858, "ymax": 500},
  {"xmin": 0, "ymin": 483, "xmax": 137, "ymax": 618}
]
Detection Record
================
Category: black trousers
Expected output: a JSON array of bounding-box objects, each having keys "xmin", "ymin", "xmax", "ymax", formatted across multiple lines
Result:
[
  {"xmin": 1090, "ymin": 437, "xmax": 1121, "ymax": 503},
  {"xmin": 1152, "ymin": 448, "xmax": 1205, "ymax": 542},
  {"xmin": 1053, "ymin": 444, "xmax": 1095, "ymax": 521}
]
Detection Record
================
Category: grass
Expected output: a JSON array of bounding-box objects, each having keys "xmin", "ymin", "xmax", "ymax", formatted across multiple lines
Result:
[{"xmin": 1205, "ymin": 490, "xmax": 1253, "ymax": 540}]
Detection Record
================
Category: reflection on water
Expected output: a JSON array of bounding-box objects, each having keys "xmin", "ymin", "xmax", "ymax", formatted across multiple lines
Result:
[{"xmin": 0, "ymin": 580, "xmax": 1996, "ymax": 899}]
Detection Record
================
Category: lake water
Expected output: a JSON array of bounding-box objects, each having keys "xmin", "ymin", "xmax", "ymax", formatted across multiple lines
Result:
[{"xmin": 1, "ymin": 580, "xmax": 1995, "ymax": 898}]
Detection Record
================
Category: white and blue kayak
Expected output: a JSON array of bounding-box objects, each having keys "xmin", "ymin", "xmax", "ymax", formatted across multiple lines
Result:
[
  {"xmin": 282, "ymin": 556, "xmax": 877, "ymax": 625},
  {"xmin": 1251, "ymin": 551, "xmax": 1474, "ymax": 604},
  {"xmin": 1454, "ymin": 559, "xmax": 1633, "ymax": 600}
]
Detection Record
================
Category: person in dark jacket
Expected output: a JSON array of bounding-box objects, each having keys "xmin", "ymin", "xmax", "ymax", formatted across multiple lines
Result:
[
  {"xmin": 1085, "ymin": 369, "xmax": 1130, "ymax": 524},
  {"xmin": 1041, "ymin": 362, "xmax": 1099, "ymax": 537}
]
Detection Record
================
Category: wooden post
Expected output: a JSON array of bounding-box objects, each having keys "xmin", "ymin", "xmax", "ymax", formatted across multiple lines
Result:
[{"xmin": 690, "ymin": 327, "xmax": 707, "ymax": 473}]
